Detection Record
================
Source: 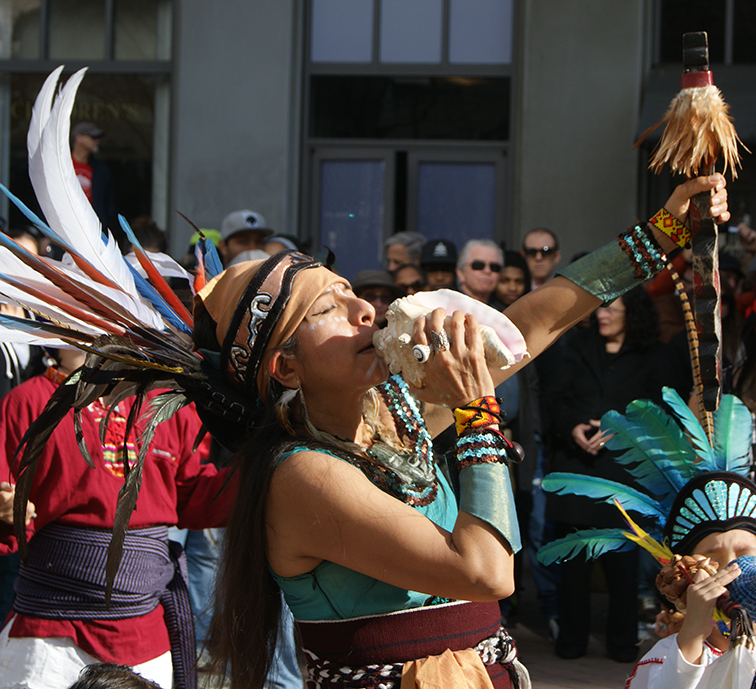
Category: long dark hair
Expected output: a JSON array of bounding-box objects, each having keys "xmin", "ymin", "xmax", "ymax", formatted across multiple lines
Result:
[
  {"xmin": 620, "ymin": 286, "xmax": 659, "ymax": 350},
  {"xmin": 194, "ymin": 305, "xmax": 295, "ymax": 689}
]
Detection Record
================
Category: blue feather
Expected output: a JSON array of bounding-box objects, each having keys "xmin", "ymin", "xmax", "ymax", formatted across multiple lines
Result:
[
  {"xmin": 124, "ymin": 263, "xmax": 191, "ymax": 335},
  {"xmin": 602, "ymin": 400, "xmax": 695, "ymax": 500},
  {"xmin": 542, "ymin": 473, "xmax": 667, "ymax": 521},
  {"xmin": 119, "ymin": 215, "xmax": 146, "ymax": 253},
  {"xmin": 0, "ymin": 182, "xmax": 72, "ymax": 251},
  {"xmin": 196, "ymin": 237, "xmax": 223, "ymax": 281},
  {"xmin": 537, "ymin": 528, "xmax": 635, "ymax": 565},
  {"xmin": 712, "ymin": 395, "xmax": 753, "ymax": 475},
  {"xmin": 0, "ymin": 313, "xmax": 87, "ymax": 340},
  {"xmin": 662, "ymin": 387, "xmax": 715, "ymax": 465}
]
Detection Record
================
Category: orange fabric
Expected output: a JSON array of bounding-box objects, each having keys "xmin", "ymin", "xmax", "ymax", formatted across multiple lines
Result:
[
  {"xmin": 194, "ymin": 254, "xmax": 341, "ymax": 395},
  {"xmin": 401, "ymin": 648, "xmax": 495, "ymax": 689}
]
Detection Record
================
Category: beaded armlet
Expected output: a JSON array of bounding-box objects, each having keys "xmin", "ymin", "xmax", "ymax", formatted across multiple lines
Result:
[
  {"xmin": 450, "ymin": 397, "xmax": 523, "ymax": 552},
  {"xmin": 617, "ymin": 224, "xmax": 668, "ymax": 281}
]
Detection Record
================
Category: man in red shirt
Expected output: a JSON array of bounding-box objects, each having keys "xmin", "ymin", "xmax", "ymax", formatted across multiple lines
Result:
[{"xmin": 71, "ymin": 122, "xmax": 116, "ymax": 234}]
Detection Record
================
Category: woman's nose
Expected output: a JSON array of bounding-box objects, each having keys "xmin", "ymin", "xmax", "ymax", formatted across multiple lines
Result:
[{"xmin": 353, "ymin": 295, "xmax": 376, "ymax": 325}]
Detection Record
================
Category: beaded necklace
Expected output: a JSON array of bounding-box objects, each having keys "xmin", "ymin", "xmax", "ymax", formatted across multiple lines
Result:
[{"xmin": 293, "ymin": 375, "xmax": 440, "ymax": 507}]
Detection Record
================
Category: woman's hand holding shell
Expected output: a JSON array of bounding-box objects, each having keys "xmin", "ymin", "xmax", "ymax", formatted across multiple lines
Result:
[{"xmin": 410, "ymin": 309, "xmax": 495, "ymax": 409}]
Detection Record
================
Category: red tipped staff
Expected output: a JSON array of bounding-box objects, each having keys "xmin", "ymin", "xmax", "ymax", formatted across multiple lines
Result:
[{"xmin": 636, "ymin": 31, "xmax": 747, "ymax": 418}]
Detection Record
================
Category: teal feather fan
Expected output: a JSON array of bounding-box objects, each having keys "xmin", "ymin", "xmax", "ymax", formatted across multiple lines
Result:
[
  {"xmin": 537, "ymin": 528, "xmax": 633, "ymax": 566},
  {"xmin": 537, "ymin": 387, "xmax": 753, "ymax": 565},
  {"xmin": 712, "ymin": 395, "xmax": 752, "ymax": 474},
  {"xmin": 542, "ymin": 473, "xmax": 667, "ymax": 521}
]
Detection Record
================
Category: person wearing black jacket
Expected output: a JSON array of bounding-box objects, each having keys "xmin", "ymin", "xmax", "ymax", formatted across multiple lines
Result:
[{"xmin": 547, "ymin": 286, "xmax": 672, "ymax": 663}]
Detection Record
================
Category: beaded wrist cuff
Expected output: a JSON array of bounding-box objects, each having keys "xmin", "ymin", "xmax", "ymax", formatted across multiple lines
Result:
[
  {"xmin": 649, "ymin": 208, "xmax": 691, "ymax": 249},
  {"xmin": 617, "ymin": 224, "xmax": 668, "ymax": 281},
  {"xmin": 455, "ymin": 430, "xmax": 513, "ymax": 470},
  {"xmin": 454, "ymin": 396, "xmax": 503, "ymax": 436}
]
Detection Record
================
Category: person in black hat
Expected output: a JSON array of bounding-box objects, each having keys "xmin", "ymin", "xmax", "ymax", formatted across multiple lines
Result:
[
  {"xmin": 351, "ymin": 269, "xmax": 403, "ymax": 328},
  {"xmin": 70, "ymin": 122, "xmax": 115, "ymax": 235},
  {"xmin": 420, "ymin": 239, "xmax": 458, "ymax": 290}
]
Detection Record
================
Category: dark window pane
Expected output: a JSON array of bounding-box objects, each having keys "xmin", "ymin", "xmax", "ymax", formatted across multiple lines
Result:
[
  {"xmin": 9, "ymin": 72, "xmax": 159, "ymax": 231},
  {"xmin": 310, "ymin": 76, "xmax": 509, "ymax": 140},
  {"xmin": 114, "ymin": 0, "xmax": 172, "ymax": 60},
  {"xmin": 659, "ymin": 0, "xmax": 725, "ymax": 64},
  {"xmin": 10, "ymin": 1, "xmax": 41, "ymax": 59},
  {"xmin": 49, "ymin": 0, "xmax": 106, "ymax": 61},
  {"xmin": 733, "ymin": 0, "xmax": 756, "ymax": 63}
]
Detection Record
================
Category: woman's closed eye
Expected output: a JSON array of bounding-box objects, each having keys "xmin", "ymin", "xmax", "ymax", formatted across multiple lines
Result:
[{"xmin": 312, "ymin": 304, "xmax": 336, "ymax": 317}]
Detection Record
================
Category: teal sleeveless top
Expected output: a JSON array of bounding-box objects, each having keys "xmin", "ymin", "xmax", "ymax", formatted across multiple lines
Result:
[{"xmin": 270, "ymin": 375, "xmax": 457, "ymax": 620}]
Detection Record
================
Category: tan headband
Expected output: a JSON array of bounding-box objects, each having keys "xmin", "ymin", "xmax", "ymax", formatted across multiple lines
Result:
[{"xmin": 195, "ymin": 252, "xmax": 341, "ymax": 398}]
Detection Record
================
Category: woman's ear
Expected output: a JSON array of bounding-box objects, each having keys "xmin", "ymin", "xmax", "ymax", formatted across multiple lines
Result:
[{"xmin": 268, "ymin": 349, "xmax": 300, "ymax": 389}]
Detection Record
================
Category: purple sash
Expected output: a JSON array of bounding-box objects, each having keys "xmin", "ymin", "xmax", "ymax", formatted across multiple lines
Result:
[{"xmin": 14, "ymin": 523, "xmax": 196, "ymax": 689}]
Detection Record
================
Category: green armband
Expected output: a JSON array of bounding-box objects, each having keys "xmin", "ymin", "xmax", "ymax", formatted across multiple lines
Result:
[
  {"xmin": 557, "ymin": 224, "xmax": 667, "ymax": 305},
  {"xmin": 454, "ymin": 432, "xmax": 522, "ymax": 553}
]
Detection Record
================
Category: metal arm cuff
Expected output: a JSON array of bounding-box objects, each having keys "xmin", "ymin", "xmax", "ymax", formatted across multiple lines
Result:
[
  {"xmin": 556, "ymin": 238, "xmax": 646, "ymax": 306},
  {"xmin": 459, "ymin": 463, "xmax": 522, "ymax": 553}
]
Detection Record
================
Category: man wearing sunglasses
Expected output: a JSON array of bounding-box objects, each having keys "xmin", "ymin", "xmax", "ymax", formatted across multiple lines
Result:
[
  {"xmin": 455, "ymin": 239, "xmax": 506, "ymax": 310},
  {"xmin": 521, "ymin": 228, "xmax": 562, "ymax": 289}
]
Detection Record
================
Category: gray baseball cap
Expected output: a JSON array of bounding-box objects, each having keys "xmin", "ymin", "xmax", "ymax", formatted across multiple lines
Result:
[{"xmin": 220, "ymin": 210, "xmax": 274, "ymax": 241}]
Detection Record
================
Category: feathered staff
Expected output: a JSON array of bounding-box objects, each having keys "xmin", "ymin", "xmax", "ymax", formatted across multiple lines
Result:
[{"xmin": 636, "ymin": 31, "xmax": 747, "ymax": 415}]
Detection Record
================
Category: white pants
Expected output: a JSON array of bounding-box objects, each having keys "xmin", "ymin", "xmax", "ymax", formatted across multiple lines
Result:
[{"xmin": 0, "ymin": 618, "xmax": 173, "ymax": 689}]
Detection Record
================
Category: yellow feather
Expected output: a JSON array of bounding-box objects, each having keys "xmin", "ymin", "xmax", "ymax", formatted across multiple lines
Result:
[{"xmin": 614, "ymin": 499, "xmax": 675, "ymax": 564}]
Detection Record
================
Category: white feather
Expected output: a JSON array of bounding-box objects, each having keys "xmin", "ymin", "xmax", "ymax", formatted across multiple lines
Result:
[
  {"xmin": 0, "ymin": 324, "xmax": 69, "ymax": 348},
  {"xmin": 0, "ymin": 283, "xmax": 105, "ymax": 337},
  {"xmin": 0, "ymin": 244, "xmax": 162, "ymax": 332},
  {"xmin": 27, "ymin": 66, "xmax": 64, "ymax": 161},
  {"xmin": 53, "ymin": 256, "xmax": 164, "ymax": 330},
  {"xmin": 0, "ymin": 247, "xmax": 107, "ymax": 335},
  {"xmin": 124, "ymin": 251, "xmax": 194, "ymax": 282},
  {"xmin": 28, "ymin": 67, "xmax": 138, "ymax": 296}
]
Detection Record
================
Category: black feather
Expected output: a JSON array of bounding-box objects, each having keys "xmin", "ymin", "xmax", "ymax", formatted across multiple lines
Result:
[{"xmin": 12, "ymin": 375, "xmax": 81, "ymax": 558}]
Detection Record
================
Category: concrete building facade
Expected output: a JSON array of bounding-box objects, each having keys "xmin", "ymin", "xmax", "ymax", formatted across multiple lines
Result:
[{"xmin": 1, "ymin": 1, "xmax": 753, "ymax": 274}]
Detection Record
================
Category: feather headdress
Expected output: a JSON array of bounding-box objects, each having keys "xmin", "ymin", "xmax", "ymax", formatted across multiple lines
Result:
[
  {"xmin": 0, "ymin": 68, "xmax": 229, "ymax": 596},
  {"xmin": 537, "ymin": 386, "xmax": 754, "ymax": 568}
]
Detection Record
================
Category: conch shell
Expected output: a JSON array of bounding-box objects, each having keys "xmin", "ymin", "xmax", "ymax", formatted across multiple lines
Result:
[{"xmin": 373, "ymin": 289, "xmax": 528, "ymax": 388}]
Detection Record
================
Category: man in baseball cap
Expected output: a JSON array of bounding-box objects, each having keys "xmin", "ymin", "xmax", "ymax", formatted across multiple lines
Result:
[
  {"xmin": 70, "ymin": 122, "xmax": 115, "ymax": 236},
  {"xmin": 420, "ymin": 239, "xmax": 458, "ymax": 290},
  {"xmin": 218, "ymin": 209, "xmax": 274, "ymax": 265}
]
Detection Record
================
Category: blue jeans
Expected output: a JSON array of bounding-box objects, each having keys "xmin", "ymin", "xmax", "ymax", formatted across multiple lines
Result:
[
  {"xmin": 527, "ymin": 447, "xmax": 560, "ymax": 621},
  {"xmin": 170, "ymin": 527, "xmax": 303, "ymax": 688}
]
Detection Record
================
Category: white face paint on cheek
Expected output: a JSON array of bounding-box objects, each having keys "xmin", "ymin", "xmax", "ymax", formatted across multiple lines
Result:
[{"xmin": 364, "ymin": 354, "xmax": 379, "ymax": 379}]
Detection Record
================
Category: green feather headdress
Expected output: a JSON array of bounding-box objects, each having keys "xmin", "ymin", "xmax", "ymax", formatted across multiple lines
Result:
[{"xmin": 537, "ymin": 386, "xmax": 753, "ymax": 566}]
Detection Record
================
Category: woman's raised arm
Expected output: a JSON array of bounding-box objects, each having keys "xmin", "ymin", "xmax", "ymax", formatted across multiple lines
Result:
[{"xmin": 496, "ymin": 174, "xmax": 730, "ymax": 383}]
